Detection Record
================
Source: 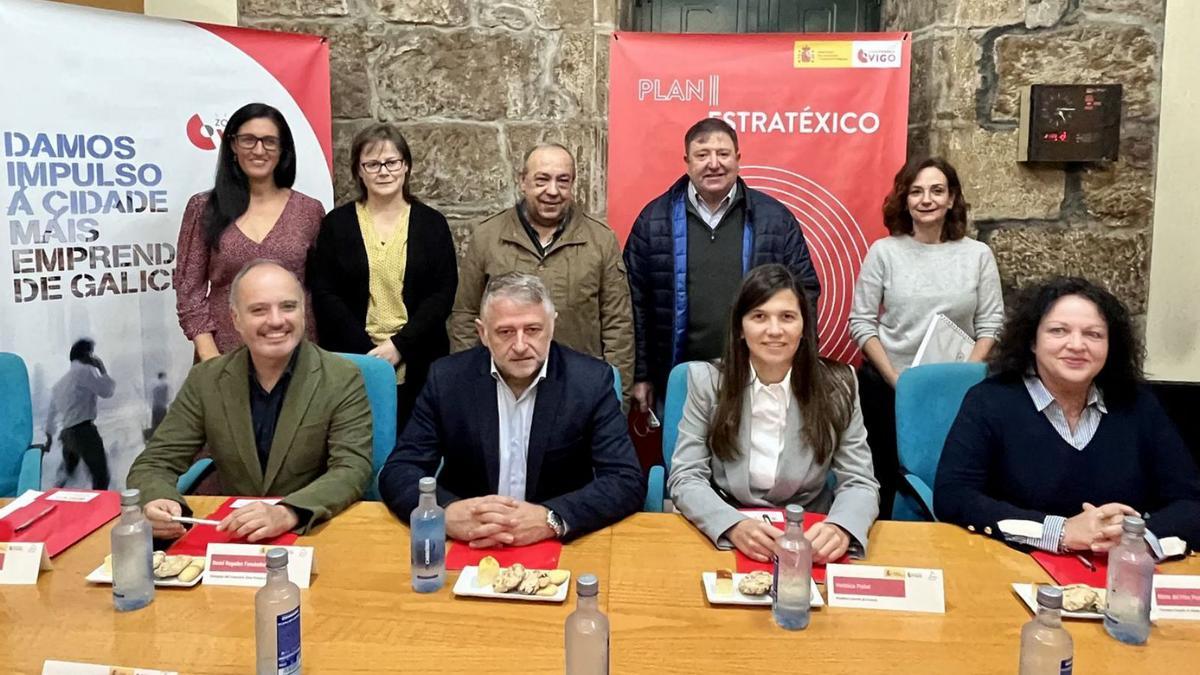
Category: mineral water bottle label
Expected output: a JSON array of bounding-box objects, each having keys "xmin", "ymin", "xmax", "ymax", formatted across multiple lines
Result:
[
  {"xmin": 276, "ymin": 607, "xmax": 301, "ymax": 675},
  {"xmin": 1059, "ymin": 657, "xmax": 1072, "ymax": 674},
  {"xmin": 415, "ymin": 538, "xmax": 436, "ymax": 580},
  {"xmin": 770, "ymin": 555, "xmax": 779, "ymax": 601}
]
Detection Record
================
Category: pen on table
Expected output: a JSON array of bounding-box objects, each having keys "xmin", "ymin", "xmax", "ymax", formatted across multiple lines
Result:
[
  {"xmin": 1075, "ymin": 553, "xmax": 1096, "ymax": 572},
  {"xmin": 171, "ymin": 515, "xmax": 222, "ymax": 527},
  {"xmin": 761, "ymin": 513, "xmax": 774, "ymax": 526},
  {"xmin": 14, "ymin": 504, "xmax": 57, "ymax": 532}
]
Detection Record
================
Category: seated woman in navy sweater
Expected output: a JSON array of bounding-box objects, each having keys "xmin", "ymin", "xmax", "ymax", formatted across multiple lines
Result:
[{"xmin": 935, "ymin": 277, "xmax": 1200, "ymax": 556}]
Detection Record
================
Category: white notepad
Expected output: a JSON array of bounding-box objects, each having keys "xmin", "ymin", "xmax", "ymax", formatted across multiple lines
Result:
[{"xmin": 913, "ymin": 313, "xmax": 975, "ymax": 366}]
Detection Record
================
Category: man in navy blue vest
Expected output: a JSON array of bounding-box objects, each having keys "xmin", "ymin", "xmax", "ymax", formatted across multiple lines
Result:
[{"xmin": 623, "ymin": 118, "xmax": 821, "ymax": 411}]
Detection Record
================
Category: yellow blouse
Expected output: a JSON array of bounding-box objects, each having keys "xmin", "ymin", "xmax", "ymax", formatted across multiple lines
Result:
[{"xmin": 357, "ymin": 202, "xmax": 410, "ymax": 384}]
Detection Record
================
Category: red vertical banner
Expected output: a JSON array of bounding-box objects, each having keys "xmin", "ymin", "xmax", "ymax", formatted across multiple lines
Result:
[{"xmin": 607, "ymin": 33, "xmax": 910, "ymax": 363}]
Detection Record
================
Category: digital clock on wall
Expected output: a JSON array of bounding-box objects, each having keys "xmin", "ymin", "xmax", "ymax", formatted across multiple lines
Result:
[{"xmin": 1018, "ymin": 84, "xmax": 1122, "ymax": 162}]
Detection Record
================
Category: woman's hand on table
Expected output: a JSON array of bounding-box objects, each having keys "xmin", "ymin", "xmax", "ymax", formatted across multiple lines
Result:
[
  {"xmin": 1062, "ymin": 501, "xmax": 1138, "ymax": 553},
  {"xmin": 726, "ymin": 519, "xmax": 783, "ymax": 563},
  {"xmin": 805, "ymin": 521, "xmax": 851, "ymax": 564}
]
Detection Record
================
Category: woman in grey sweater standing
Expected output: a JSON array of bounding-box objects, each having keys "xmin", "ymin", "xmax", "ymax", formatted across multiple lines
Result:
[{"xmin": 848, "ymin": 157, "xmax": 1004, "ymax": 518}]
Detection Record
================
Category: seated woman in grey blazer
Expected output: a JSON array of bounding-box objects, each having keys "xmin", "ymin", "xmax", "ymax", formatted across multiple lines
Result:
[{"xmin": 668, "ymin": 264, "xmax": 880, "ymax": 563}]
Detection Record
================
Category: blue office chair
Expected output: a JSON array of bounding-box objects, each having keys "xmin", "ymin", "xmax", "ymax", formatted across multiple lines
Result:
[
  {"xmin": 0, "ymin": 352, "xmax": 47, "ymax": 497},
  {"xmin": 644, "ymin": 361, "xmax": 692, "ymax": 513},
  {"xmin": 176, "ymin": 352, "xmax": 398, "ymax": 500},
  {"xmin": 892, "ymin": 362, "xmax": 987, "ymax": 521},
  {"xmin": 335, "ymin": 353, "xmax": 398, "ymax": 502}
]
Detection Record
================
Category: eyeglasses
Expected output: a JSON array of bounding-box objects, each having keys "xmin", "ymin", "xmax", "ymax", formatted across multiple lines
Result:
[
  {"xmin": 232, "ymin": 134, "xmax": 281, "ymax": 152},
  {"xmin": 360, "ymin": 159, "xmax": 406, "ymax": 174}
]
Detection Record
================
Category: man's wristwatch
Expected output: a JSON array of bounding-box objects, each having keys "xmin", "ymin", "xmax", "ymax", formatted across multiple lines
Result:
[{"xmin": 546, "ymin": 509, "xmax": 566, "ymax": 538}]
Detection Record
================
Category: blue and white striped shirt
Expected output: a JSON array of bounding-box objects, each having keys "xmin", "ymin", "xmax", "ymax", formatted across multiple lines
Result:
[{"xmin": 1023, "ymin": 376, "xmax": 1106, "ymax": 450}]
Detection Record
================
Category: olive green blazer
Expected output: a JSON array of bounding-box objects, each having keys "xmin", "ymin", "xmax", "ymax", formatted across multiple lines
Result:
[{"xmin": 127, "ymin": 340, "xmax": 373, "ymax": 532}]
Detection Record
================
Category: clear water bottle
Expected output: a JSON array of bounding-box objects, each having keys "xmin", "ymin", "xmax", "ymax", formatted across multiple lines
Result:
[
  {"xmin": 111, "ymin": 488, "xmax": 155, "ymax": 612},
  {"xmin": 1019, "ymin": 586, "xmax": 1074, "ymax": 675},
  {"xmin": 255, "ymin": 548, "xmax": 302, "ymax": 675},
  {"xmin": 565, "ymin": 573, "xmax": 609, "ymax": 675},
  {"xmin": 772, "ymin": 504, "xmax": 812, "ymax": 630},
  {"xmin": 410, "ymin": 476, "xmax": 446, "ymax": 593},
  {"xmin": 1104, "ymin": 515, "xmax": 1154, "ymax": 645}
]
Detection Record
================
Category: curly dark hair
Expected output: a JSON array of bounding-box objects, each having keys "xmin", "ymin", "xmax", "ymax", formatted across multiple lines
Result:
[
  {"xmin": 881, "ymin": 156, "xmax": 969, "ymax": 241},
  {"xmin": 988, "ymin": 276, "xmax": 1144, "ymax": 406}
]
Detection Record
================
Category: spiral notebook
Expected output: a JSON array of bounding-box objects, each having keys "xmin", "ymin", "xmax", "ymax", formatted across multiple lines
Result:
[{"xmin": 912, "ymin": 313, "xmax": 975, "ymax": 366}]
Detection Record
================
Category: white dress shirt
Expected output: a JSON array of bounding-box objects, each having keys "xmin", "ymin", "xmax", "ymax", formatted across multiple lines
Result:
[
  {"xmin": 47, "ymin": 360, "xmax": 116, "ymax": 437},
  {"xmin": 491, "ymin": 358, "xmax": 549, "ymax": 500},
  {"xmin": 687, "ymin": 181, "xmax": 737, "ymax": 230},
  {"xmin": 747, "ymin": 366, "xmax": 791, "ymax": 492}
]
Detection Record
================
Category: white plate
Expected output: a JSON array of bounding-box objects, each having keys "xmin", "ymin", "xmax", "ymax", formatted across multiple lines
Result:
[
  {"xmin": 1011, "ymin": 583, "xmax": 1103, "ymax": 620},
  {"xmin": 702, "ymin": 572, "xmax": 824, "ymax": 607},
  {"xmin": 86, "ymin": 561, "xmax": 204, "ymax": 588},
  {"xmin": 452, "ymin": 565, "xmax": 570, "ymax": 603}
]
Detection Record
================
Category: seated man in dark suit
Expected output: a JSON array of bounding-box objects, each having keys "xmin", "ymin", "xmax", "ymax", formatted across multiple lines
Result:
[
  {"xmin": 380, "ymin": 272, "xmax": 645, "ymax": 545},
  {"xmin": 128, "ymin": 260, "xmax": 373, "ymax": 542}
]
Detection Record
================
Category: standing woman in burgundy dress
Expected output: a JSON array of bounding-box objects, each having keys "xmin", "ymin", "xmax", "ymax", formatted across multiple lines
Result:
[{"xmin": 175, "ymin": 102, "xmax": 325, "ymax": 360}]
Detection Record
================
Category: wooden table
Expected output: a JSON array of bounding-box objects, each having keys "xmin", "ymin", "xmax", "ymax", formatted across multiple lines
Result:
[
  {"xmin": 1, "ymin": 497, "xmax": 612, "ymax": 674},
  {"xmin": 2, "ymin": 501, "xmax": 1197, "ymax": 673},
  {"xmin": 608, "ymin": 513, "xmax": 1200, "ymax": 674}
]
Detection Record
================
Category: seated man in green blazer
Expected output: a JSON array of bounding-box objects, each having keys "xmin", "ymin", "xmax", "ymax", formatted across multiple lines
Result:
[{"xmin": 128, "ymin": 259, "xmax": 373, "ymax": 542}]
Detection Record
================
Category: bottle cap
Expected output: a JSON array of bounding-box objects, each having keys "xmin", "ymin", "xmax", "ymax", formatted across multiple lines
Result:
[
  {"xmin": 265, "ymin": 547, "xmax": 289, "ymax": 569},
  {"xmin": 1121, "ymin": 515, "xmax": 1146, "ymax": 535},
  {"xmin": 1036, "ymin": 585, "xmax": 1063, "ymax": 610},
  {"xmin": 119, "ymin": 488, "xmax": 140, "ymax": 507},
  {"xmin": 418, "ymin": 477, "xmax": 436, "ymax": 494},
  {"xmin": 576, "ymin": 573, "xmax": 599, "ymax": 597},
  {"xmin": 784, "ymin": 504, "xmax": 804, "ymax": 523}
]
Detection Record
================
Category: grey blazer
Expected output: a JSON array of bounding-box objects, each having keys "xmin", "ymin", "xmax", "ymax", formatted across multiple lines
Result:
[{"xmin": 667, "ymin": 361, "xmax": 880, "ymax": 554}]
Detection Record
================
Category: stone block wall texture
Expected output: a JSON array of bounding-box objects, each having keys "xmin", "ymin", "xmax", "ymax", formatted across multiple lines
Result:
[
  {"xmin": 240, "ymin": 0, "xmax": 1164, "ymax": 319},
  {"xmin": 239, "ymin": 0, "xmax": 620, "ymax": 258},
  {"xmin": 885, "ymin": 0, "xmax": 1165, "ymax": 318}
]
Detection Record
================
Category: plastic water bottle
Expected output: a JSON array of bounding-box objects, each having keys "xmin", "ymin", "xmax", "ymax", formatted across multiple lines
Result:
[
  {"xmin": 255, "ymin": 548, "xmax": 302, "ymax": 675},
  {"xmin": 565, "ymin": 573, "xmax": 609, "ymax": 675},
  {"xmin": 1104, "ymin": 515, "xmax": 1154, "ymax": 645},
  {"xmin": 410, "ymin": 476, "xmax": 446, "ymax": 593},
  {"xmin": 110, "ymin": 488, "xmax": 155, "ymax": 612},
  {"xmin": 772, "ymin": 504, "xmax": 812, "ymax": 630},
  {"xmin": 1019, "ymin": 586, "xmax": 1074, "ymax": 674}
]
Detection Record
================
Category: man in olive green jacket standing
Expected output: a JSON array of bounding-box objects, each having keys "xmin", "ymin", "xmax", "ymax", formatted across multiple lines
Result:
[
  {"xmin": 128, "ymin": 260, "xmax": 373, "ymax": 541},
  {"xmin": 450, "ymin": 143, "xmax": 634, "ymax": 401}
]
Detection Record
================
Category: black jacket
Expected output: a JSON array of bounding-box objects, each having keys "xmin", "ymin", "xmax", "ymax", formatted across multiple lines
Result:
[
  {"xmin": 378, "ymin": 343, "xmax": 647, "ymax": 539},
  {"xmin": 306, "ymin": 200, "xmax": 457, "ymax": 391},
  {"xmin": 623, "ymin": 176, "xmax": 822, "ymax": 392}
]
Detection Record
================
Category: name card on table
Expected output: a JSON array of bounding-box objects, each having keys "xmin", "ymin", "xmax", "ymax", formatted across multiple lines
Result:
[
  {"xmin": 825, "ymin": 564, "xmax": 945, "ymax": 614},
  {"xmin": 228, "ymin": 498, "xmax": 282, "ymax": 509},
  {"xmin": 204, "ymin": 543, "xmax": 315, "ymax": 588},
  {"xmin": 0, "ymin": 542, "xmax": 53, "ymax": 585},
  {"xmin": 44, "ymin": 490, "xmax": 101, "ymax": 503},
  {"xmin": 43, "ymin": 661, "xmax": 177, "ymax": 674},
  {"xmin": 1152, "ymin": 575, "xmax": 1200, "ymax": 621}
]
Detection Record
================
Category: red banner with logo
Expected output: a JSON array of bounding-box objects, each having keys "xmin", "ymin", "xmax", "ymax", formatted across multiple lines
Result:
[{"xmin": 607, "ymin": 32, "xmax": 910, "ymax": 362}]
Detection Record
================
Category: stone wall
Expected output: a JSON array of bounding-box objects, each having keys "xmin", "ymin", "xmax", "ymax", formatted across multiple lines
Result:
[
  {"xmin": 240, "ymin": 0, "xmax": 1165, "ymax": 318},
  {"xmin": 239, "ymin": 0, "xmax": 619, "ymax": 255},
  {"xmin": 886, "ymin": 0, "xmax": 1165, "ymax": 318}
]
